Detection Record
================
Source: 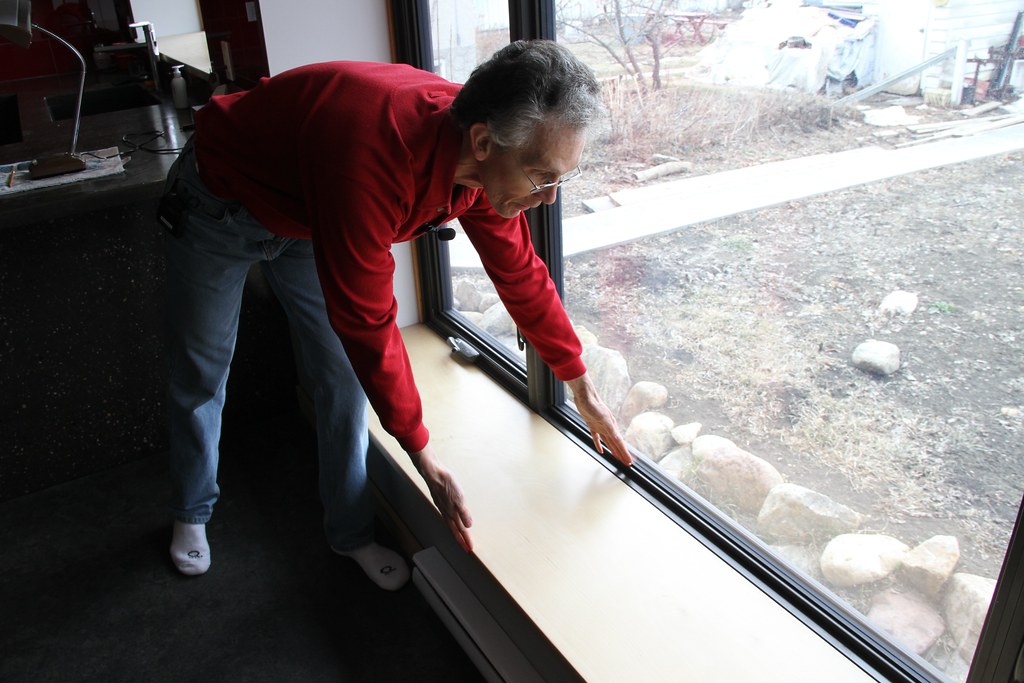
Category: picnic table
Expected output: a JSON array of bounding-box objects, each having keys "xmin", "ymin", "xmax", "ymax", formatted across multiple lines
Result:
[{"xmin": 662, "ymin": 12, "xmax": 728, "ymax": 45}]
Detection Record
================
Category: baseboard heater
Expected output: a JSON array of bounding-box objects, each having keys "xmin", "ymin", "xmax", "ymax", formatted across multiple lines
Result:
[{"xmin": 412, "ymin": 547, "xmax": 545, "ymax": 683}]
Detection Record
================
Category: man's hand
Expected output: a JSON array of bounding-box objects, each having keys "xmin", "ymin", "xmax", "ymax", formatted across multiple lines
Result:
[
  {"xmin": 566, "ymin": 371, "xmax": 634, "ymax": 467},
  {"xmin": 410, "ymin": 445, "xmax": 474, "ymax": 553}
]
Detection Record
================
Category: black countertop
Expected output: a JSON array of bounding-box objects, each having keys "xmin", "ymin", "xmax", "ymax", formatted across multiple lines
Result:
[{"xmin": 0, "ymin": 74, "xmax": 190, "ymax": 229}]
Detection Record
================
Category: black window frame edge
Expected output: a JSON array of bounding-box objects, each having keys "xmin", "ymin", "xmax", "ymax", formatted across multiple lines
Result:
[
  {"xmin": 970, "ymin": 494, "xmax": 1024, "ymax": 682},
  {"xmin": 393, "ymin": 1, "xmax": 1022, "ymax": 681}
]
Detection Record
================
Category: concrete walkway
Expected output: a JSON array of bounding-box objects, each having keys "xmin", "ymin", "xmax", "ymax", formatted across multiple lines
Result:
[{"xmin": 448, "ymin": 121, "xmax": 1024, "ymax": 268}]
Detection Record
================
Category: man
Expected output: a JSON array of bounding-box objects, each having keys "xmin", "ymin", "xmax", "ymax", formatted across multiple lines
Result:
[{"xmin": 161, "ymin": 40, "xmax": 633, "ymax": 590}]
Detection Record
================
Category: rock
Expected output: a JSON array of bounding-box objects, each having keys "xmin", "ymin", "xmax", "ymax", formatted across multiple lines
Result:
[
  {"xmin": 926, "ymin": 644, "xmax": 971, "ymax": 683},
  {"xmin": 462, "ymin": 311, "xmax": 483, "ymax": 325},
  {"xmin": 820, "ymin": 533, "xmax": 909, "ymax": 587},
  {"xmin": 878, "ymin": 290, "xmax": 919, "ymax": 316},
  {"xmin": 691, "ymin": 434, "xmax": 737, "ymax": 462},
  {"xmin": 757, "ymin": 483, "xmax": 863, "ymax": 543},
  {"xmin": 851, "ymin": 339, "xmax": 901, "ymax": 375},
  {"xmin": 575, "ymin": 325, "xmax": 598, "ymax": 347},
  {"xmin": 657, "ymin": 446, "xmax": 693, "ymax": 479},
  {"xmin": 771, "ymin": 544, "xmax": 822, "ymax": 580},
  {"xmin": 671, "ymin": 422, "xmax": 702, "ymax": 445},
  {"xmin": 455, "ymin": 280, "xmax": 481, "ymax": 312},
  {"xmin": 625, "ymin": 412, "xmax": 675, "ymax": 460},
  {"xmin": 693, "ymin": 435, "xmax": 784, "ymax": 514},
  {"xmin": 901, "ymin": 535, "xmax": 960, "ymax": 596},
  {"xmin": 477, "ymin": 292, "xmax": 501, "ymax": 313},
  {"xmin": 943, "ymin": 572, "xmax": 997, "ymax": 662},
  {"xmin": 867, "ymin": 590, "xmax": 945, "ymax": 655},
  {"xmin": 621, "ymin": 381, "xmax": 669, "ymax": 424},
  {"xmin": 479, "ymin": 301, "xmax": 517, "ymax": 338},
  {"xmin": 581, "ymin": 345, "xmax": 632, "ymax": 415}
]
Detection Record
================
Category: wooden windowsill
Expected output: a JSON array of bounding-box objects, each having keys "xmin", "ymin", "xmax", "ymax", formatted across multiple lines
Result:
[{"xmin": 368, "ymin": 324, "xmax": 876, "ymax": 682}]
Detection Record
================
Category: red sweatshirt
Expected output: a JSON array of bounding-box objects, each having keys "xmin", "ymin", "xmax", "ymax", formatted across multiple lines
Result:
[{"xmin": 193, "ymin": 61, "xmax": 585, "ymax": 453}]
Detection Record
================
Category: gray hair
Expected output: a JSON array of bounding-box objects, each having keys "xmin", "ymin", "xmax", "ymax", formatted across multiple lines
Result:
[{"xmin": 449, "ymin": 40, "xmax": 603, "ymax": 151}]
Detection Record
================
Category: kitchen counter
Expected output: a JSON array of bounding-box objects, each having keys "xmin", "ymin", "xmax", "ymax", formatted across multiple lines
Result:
[
  {"xmin": 0, "ymin": 72, "xmax": 298, "ymax": 503},
  {"xmin": 0, "ymin": 73, "xmax": 189, "ymax": 229},
  {"xmin": 0, "ymin": 73, "xmax": 185, "ymax": 499}
]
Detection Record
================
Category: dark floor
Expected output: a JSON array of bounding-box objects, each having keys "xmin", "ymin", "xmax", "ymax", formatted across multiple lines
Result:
[{"xmin": 0, "ymin": 410, "xmax": 486, "ymax": 683}]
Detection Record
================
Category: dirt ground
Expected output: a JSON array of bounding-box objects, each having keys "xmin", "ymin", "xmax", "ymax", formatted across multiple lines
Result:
[{"xmin": 560, "ymin": 98, "xmax": 1024, "ymax": 581}]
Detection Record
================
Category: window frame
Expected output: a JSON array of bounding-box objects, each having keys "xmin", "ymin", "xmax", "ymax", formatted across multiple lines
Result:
[{"xmin": 390, "ymin": 2, "xmax": 1024, "ymax": 681}]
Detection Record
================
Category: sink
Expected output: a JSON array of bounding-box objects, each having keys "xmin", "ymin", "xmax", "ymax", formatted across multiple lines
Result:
[
  {"xmin": 45, "ymin": 84, "xmax": 161, "ymax": 121},
  {"xmin": 0, "ymin": 95, "xmax": 22, "ymax": 145}
]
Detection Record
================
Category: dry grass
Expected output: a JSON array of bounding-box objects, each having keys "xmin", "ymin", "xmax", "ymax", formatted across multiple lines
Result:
[{"xmin": 596, "ymin": 79, "xmax": 855, "ymax": 163}]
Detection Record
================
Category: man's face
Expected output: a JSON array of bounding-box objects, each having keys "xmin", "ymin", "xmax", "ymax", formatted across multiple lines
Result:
[{"xmin": 478, "ymin": 123, "xmax": 586, "ymax": 219}]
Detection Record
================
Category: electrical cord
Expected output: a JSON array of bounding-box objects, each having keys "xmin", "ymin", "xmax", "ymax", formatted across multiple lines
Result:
[{"xmin": 73, "ymin": 131, "xmax": 182, "ymax": 163}]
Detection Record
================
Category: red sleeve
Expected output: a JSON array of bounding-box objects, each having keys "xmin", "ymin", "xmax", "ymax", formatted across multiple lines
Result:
[
  {"xmin": 460, "ymin": 197, "xmax": 586, "ymax": 381},
  {"xmin": 304, "ymin": 169, "xmax": 430, "ymax": 453}
]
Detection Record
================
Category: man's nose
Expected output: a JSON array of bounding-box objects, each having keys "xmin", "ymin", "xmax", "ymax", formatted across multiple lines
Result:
[{"xmin": 539, "ymin": 186, "xmax": 559, "ymax": 204}]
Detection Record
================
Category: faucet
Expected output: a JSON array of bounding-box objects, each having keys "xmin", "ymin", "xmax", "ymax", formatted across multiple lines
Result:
[{"xmin": 129, "ymin": 21, "xmax": 161, "ymax": 88}]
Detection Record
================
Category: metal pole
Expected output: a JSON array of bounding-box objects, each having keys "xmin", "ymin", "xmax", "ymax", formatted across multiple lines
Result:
[{"xmin": 32, "ymin": 23, "xmax": 86, "ymax": 155}]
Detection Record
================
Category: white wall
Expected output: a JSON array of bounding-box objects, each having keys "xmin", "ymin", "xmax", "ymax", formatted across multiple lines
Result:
[
  {"xmin": 129, "ymin": 0, "xmax": 202, "ymax": 39},
  {"xmin": 260, "ymin": 0, "xmax": 392, "ymax": 74},
  {"xmin": 861, "ymin": 0, "xmax": 1024, "ymax": 92},
  {"xmin": 925, "ymin": 0, "xmax": 1024, "ymax": 89},
  {"xmin": 258, "ymin": 0, "xmax": 419, "ymax": 328}
]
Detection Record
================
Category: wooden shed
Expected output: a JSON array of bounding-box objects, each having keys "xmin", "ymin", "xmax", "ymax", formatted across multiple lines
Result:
[{"xmin": 860, "ymin": 0, "xmax": 1023, "ymax": 98}]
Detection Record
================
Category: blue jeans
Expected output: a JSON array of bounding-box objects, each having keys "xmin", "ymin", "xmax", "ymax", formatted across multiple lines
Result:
[{"xmin": 162, "ymin": 138, "xmax": 373, "ymax": 550}]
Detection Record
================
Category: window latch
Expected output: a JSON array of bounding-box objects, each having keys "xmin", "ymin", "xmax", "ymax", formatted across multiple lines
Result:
[
  {"xmin": 446, "ymin": 336, "xmax": 480, "ymax": 363},
  {"xmin": 516, "ymin": 328, "xmax": 526, "ymax": 352}
]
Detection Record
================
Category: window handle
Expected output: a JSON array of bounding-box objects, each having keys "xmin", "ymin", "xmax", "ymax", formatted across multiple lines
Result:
[{"xmin": 446, "ymin": 336, "xmax": 479, "ymax": 363}]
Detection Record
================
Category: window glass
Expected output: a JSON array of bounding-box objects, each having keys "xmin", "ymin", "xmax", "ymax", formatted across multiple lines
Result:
[
  {"xmin": 429, "ymin": 2, "xmax": 525, "ymax": 363},
  {"xmin": 554, "ymin": 4, "xmax": 1022, "ymax": 681}
]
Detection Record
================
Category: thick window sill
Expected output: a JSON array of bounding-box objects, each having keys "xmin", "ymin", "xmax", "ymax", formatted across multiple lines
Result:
[{"xmin": 368, "ymin": 324, "xmax": 877, "ymax": 682}]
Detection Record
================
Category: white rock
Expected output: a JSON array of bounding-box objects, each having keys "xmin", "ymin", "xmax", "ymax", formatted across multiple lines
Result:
[
  {"xmin": 671, "ymin": 422, "xmax": 702, "ymax": 445},
  {"xmin": 477, "ymin": 292, "xmax": 501, "ymax": 313},
  {"xmin": 900, "ymin": 535, "xmax": 960, "ymax": 596},
  {"xmin": 620, "ymin": 381, "xmax": 669, "ymax": 425},
  {"xmin": 852, "ymin": 339, "xmax": 901, "ymax": 375},
  {"xmin": 691, "ymin": 434, "xmax": 736, "ymax": 461},
  {"xmin": 581, "ymin": 345, "xmax": 632, "ymax": 415},
  {"xmin": 820, "ymin": 534, "xmax": 909, "ymax": 587},
  {"xmin": 927, "ymin": 645, "xmax": 971, "ymax": 683},
  {"xmin": 479, "ymin": 301, "xmax": 517, "ymax": 337},
  {"xmin": 867, "ymin": 589, "xmax": 945, "ymax": 655},
  {"xmin": 771, "ymin": 544, "xmax": 822, "ymax": 580},
  {"xmin": 624, "ymin": 412, "xmax": 675, "ymax": 460},
  {"xmin": 943, "ymin": 572, "xmax": 997, "ymax": 662},
  {"xmin": 693, "ymin": 435, "xmax": 784, "ymax": 514},
  {"xmin": 575, "ymin": 325, "xmax": 598, "ymax": 347},
  {"xmin": 879, "ymin": 290, "xmax": 919, "ymax": 316},
  {"xmin": 454, "ymin": 280, "xmax": 481, "ymax": 312},
  {"xmin": 657, "ymin": 446, "xmax": 693, "ymax": 479},
  {"xmin": 757, "ymin": 483, "xmax": 863, "ymax": 543}
]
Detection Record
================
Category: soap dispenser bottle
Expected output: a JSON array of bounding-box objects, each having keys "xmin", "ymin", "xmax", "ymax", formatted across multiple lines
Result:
[{"xmin": 170, "ymin": 65, "xmax": 188, "ymax": 109}]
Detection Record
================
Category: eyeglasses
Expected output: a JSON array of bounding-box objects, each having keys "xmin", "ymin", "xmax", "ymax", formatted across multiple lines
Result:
[{"xmin": 522, "ymin": 165, "xmax": 583, "ymax": 194}]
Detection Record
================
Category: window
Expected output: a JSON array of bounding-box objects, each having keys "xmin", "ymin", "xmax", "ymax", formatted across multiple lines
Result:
[{"xmin": 394, "ymin": 1, "xmax": 1024, "ymax": 681}]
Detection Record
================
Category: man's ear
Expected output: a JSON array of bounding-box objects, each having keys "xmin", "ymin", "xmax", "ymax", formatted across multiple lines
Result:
[{"xmin": 468, "ymin": 123, "xmax": 493, "ymax": 160}]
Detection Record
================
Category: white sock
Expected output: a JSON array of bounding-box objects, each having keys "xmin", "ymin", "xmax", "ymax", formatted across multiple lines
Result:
[
  {"xmin": 334, "ymin": 541, "xmax": 410, "ymax": 591},
  {"xmin": 170, "ymin": 521, "xmax": 211, "ymax": 576}
]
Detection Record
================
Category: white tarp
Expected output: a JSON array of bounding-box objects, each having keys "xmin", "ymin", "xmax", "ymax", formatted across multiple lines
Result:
[{"xmin": 689, "ymin": 0, "xmax": 876, "ymax": 94}]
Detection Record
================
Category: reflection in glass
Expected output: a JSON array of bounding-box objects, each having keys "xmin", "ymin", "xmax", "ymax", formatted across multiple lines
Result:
[
  {"xmin": 554, "ymin": 5, "xmax": 1021, "ymax": 682},
  {"xmin": 432, "ymin": 2, "xmax": 523, "ymax": 361}
]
